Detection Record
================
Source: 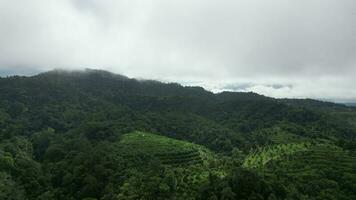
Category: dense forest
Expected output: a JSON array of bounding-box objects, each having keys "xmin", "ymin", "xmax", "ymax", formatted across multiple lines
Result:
[{"xmin": 0, "ymin": 69, "xmax": 355, "ymax": 200}]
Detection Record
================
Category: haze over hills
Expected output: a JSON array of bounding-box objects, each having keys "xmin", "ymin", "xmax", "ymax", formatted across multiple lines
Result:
[
  {"xmin": 345, "ymin": 103, "xmax": 356, "ymax": 107},
  {"xmin": 0, "ymin": 69, "xmax": 356, "ymax": 199},
  {"xmin": 3, "ymin": 68, "xmax": 355, "ymax": 105},
  {"xmin": 1, "ymin": 0, "xmax": 355, "ymax": 199},
  {"xmin": 1, "ymin": 1, "xmax": 356, "ymax": 103}
]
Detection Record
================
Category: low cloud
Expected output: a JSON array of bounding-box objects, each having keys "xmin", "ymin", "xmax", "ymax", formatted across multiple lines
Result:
[{"xmin": 0, "ymin": 0, "xmax": 355, "ymax": 101}]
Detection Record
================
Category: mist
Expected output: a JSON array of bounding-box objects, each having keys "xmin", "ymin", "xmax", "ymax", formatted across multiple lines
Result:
[{"xmin": 0, "ymin": 0, "xmax": 355, "ymax": 102}]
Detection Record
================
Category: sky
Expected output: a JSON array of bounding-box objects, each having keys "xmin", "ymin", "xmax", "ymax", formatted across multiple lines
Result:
[{"xmin": 0, "ymin": 0, "xmax": 355, "ymax": 102}]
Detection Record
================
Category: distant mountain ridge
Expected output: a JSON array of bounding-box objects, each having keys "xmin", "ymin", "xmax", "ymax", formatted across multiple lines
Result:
[
  {"xmin": 345, "ymin": 103, "xmax": 356, "ymax": 107},
  {"xmin": 1, "ymin": 69, "xmax": 350, "ymax": 109},
  {"xmin": 1, "ymin": 69, "xmax": 351, "ymax": 107}
]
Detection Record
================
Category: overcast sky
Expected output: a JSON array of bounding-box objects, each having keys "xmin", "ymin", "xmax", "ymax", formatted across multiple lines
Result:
[{"xmin": 0, "ymin": 0, "xmax": 355, "ymax": 102}]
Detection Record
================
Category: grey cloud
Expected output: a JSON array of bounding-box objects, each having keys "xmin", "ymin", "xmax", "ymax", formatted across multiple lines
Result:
[
  {"xmin": 221, "ymin": 83, "xmax": 293, "ymax": 92},
  {"xmin": 0, "ymin": 66, "xmax": 42, "ymax": 77},
  {"xmin": 222, "ymin": 83, "xmax": 255, "ymax": 91},
  {"xmin": 0, "ymin": 0, "xmax": 355, "ymax": 101},
  {"xmin": 269, "ymin": 84, "xmax": 293, "ymax": 90}
]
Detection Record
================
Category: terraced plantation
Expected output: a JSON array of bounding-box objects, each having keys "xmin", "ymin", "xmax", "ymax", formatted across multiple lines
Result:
[
  {"xmin": 243, "ymin": 142, "xmax": 311, "ymax": 169},
  {"xmin": 260, "ymin": 144, "xmax": 356, "ymax": 198},
  {"xmin": 117, "ymin": 131, "xmax": 213, "ymax": 167},
  {"xmin": 265, "ymin": 144, "xmax": 356, "ymax": 174}
]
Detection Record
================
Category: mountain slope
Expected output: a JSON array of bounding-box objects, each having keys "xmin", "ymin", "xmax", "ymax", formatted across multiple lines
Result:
[{"xmin": 0, "ymin": 69, "xmax": 355, "ymax": 199}]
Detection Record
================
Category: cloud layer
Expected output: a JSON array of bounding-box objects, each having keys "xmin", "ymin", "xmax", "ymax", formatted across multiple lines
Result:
[{"xmin": 0, "ymin": 0, "xmax": 355, "ymax": 101}]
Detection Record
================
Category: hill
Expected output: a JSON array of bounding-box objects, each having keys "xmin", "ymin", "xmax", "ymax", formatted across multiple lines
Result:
[
  {"xmin": 118, "ymin": 131, "xmax": 213, "ymax": 167},
  {"xmin": 345, "ymin": 103, "xmax": 356, "ymax": 107},
  {"xmin": 263, "ymin": 143, "xmax": 356, "ymax": 199},
  {"xmin": 0, "ymin": 69, "xmax": 355, "ymax": 199}
]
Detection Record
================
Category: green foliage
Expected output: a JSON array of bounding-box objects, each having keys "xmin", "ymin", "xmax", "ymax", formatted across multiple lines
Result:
[
  {"xmin": 118, "ymin": 131, "xmax": 213, "ymax": 167},
  {"xmin": 243, "ymin": 142, "xmax": 311, "ymax": 169},
  {"xmin": 261, "ymin": 144, "xmax": 356, "ymax": 199},
  {"xmin": 0, "ymin": 70, "xmax": 355, "ymax": 199},
  {"xmin": 0, "ymin": 172, "xmax": 26, "ymax": 200},
  {"xmin": 31, "ymin": 128, "xmax": 55, "ymax": 160}
]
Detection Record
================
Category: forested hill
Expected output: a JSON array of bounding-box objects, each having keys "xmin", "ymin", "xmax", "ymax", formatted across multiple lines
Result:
[{"xmin": 1, "ymin": 69, "xmax": 356, "ymax": 199}]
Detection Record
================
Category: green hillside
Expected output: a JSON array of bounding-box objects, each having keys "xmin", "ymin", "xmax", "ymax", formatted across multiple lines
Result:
[
  {"xmin": 118, "ymin": 131, "xmax": 213, "ymax": 167},
  {"xmin": 243, "ymin": 142, "xmax": 311, "ymax": 169},
  {"xmin": 0, "ymin": 70, "xmax": 355, "ymax": 199},
  {"xmin": 262, "ymin": 144, "xmax": 356, "ymax": 199}
]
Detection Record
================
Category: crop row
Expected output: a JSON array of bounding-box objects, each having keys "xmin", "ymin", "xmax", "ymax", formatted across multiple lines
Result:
[{"xmin": 243, "ymin": 142, "xmax": 311, "ymax": 169}]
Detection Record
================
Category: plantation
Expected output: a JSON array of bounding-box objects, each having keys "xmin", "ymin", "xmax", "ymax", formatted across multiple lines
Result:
[
  {"xmin": 262, "ymin": 144, "xmax": 356, "ymax": 198},
  {"xmin": 265, "ymin": 144, "xmax": 356, "ymax": 174},
  {"xmin": 114, "ymin": 132, "xmax": 223, "ymax": 198},
  {"xmin": 243, "ymin": 142, "xmax": 311, "ymax": 169},
  {"xmin": 117, "ymin": 131, "xmax": 213, "ymax": 167}
]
